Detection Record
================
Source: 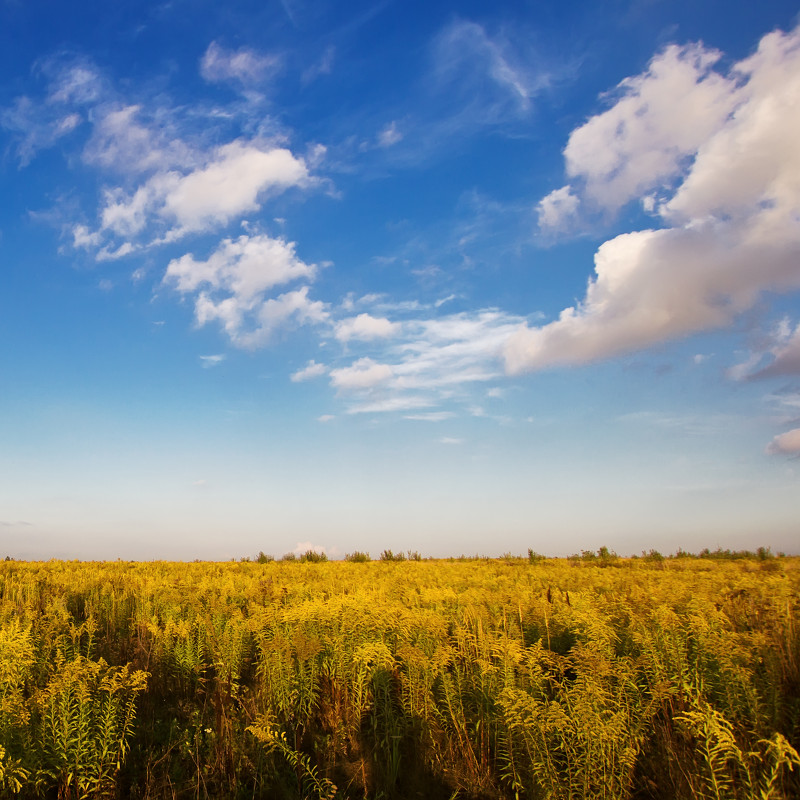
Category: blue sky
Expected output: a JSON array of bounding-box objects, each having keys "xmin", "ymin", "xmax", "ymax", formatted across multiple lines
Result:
[{"xmin": 2, "ymin": 0, "xmax": 799, "ymax": 560}]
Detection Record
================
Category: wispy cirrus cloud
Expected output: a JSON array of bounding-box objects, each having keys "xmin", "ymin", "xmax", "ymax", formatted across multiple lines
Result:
[
  {"xmin": 431, "ymin": 19, "xmax": 550, "ymax": 122},
  {"xmin": 325, "ymin": 307, "xmax": 525, "ymax": 415},
  {"xmin": 200, "ymin": 42, "xmax": 282, "ymax": 88},
  {"xmin": 83, "ymin": 104, "xmax": 197, "ymax": 175},
  {"xmin": 731, "ymin": 320, "xmax": 800, "ymax": 381}
]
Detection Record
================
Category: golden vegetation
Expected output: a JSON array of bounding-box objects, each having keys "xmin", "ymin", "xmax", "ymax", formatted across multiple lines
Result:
[{"xmin": 0, "ymin": 553, "xmax": 798, "ymax": 798}]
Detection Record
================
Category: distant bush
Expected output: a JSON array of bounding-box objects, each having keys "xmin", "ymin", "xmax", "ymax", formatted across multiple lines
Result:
[
  {"xmin": 642, "ymin": 549, "xmax": 664, "ymax": 562},
  {"xmin": 527, "ymin": 549, "xmax": 545, "ymax": 564},
  {"xmin": 345, "ymin": 551, "xmax": 370, "ymax": 562},
  {"xmin": 597, "ymin": 546, "xmax": 619, "ymax": 567},
  {"xmin": 380, "ymin": 549, "xmax": 405, "ymax": 562},
  {"xmin": 256, "ymin": 551, "xmax": 274, "ymax": 564},
  {"xmin": 300, "ymin": 550, "xmax": 328, "ymax": 563},
  {"xmin": 281, "ymin": 552, "xmax": 297, "ymax": 562}
]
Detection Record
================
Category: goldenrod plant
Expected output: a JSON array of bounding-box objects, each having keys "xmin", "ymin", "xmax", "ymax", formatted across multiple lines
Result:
[{"xmin": 0, "ymin": 553, "xmax": 797, "ymax": 798}]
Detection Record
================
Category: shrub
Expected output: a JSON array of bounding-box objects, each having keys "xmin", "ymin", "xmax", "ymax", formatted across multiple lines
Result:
[
  {"xmin": 300, "ymin": 550, "xmax": 328, "ymax": 563},
  {"xmin": 345, "ymin": 551, "xmax": 370, "ymax": 562}
]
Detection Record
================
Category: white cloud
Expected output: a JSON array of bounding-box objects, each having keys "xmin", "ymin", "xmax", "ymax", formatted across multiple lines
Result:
[
  {"xmin": 433, "ymin": 20, "xmax": 544, "ymax": 116},
  {"xmin": 509, "ymin": 25, "xmax": 800, "ymax": 373},
  {"xmin": 328, "ymin": 309, "xmax": 524, "ymax": 415},
  {"xmin": 1, "ymin": 96, "xmax": 84, "ymax": 165},
  {"xmin": 200, "ymin": 42, "xmax": 282, "ymax": 87},
  {"xmin": 378, "ymin": 121, "xmax": 403, "ymax": 147},
  {"xmin": 165, "ymin": 234, "xmax": 325, "ymax": 347},
  {"xmin": 347, "ymin": 396, "xmax": 434, "ymax": 414},
  {"xmin": 317, "ymin": 414, "xmax": 335, "ymax": 423},
  {"xmin": 72, "ymin": 224, "xmax": 101, "ymax": 249},
  {"xmin": 302, "ymin": 45, "xmax": 336, "ymax": 84},
  {"xmin": 47, "ymin": 63, "xmax": 104, "ymax": 105},
  {"xmin": 334, "ymin": 313, "xmax": 400, "ymax": 342},
  {"xmin": 563, "ymin": 42, "xmax": 737, "ymax": 212},
  {"xmin": 199, "ymin": 354, "xmax": 226, "ymax": 368},
  {"xmin": 439, "ymin": 437, "xmax": 464, "ymax": 445},
  {"xmin": 196, "ymin": 286, "xmax": 327, "ymax": 348},
  {"xmin": 537, "ymin": 185, "xmax": 579, "ymax": 232},
  {"xmin": 93, "ymin": 140, "xmax": 310, "ymax": 247},
  {"xmin": 293, "ymin": 540, "xmax": 327, "ymax": 556},
  {"xmin": 405, "ymin": 411, "xmax": 455, "ymax": 422},
  {"xmin": 84, "ymin": 105, "xmax": 195, "ymax": 175},
  {"xmin": 330, "ymin": 357, "xmax": 394, "ymax": 390},
  {"xmin": 729, "ymin": 320, "xmax": 800, "ymax": 380},
  {"xmin": 166, "ymin": 234, "xmax": 315, "ymax": 299},
  {"xmin": 161, "ymin": 141, "xmax": 310, "ymax": 236},
  {"xmin": 393, "ymin": 311, "xmax": 520, "ymax": 389},
  {"xmin": 291, "ymin": 360, "xmax": 328, "ymax": 382},
  {"xmin": 755, "ymin": 326, "xmax": 800, "ymax": 378},
  {"xmin": 766, "ymin": 428, "xmax": 800, "ymax": 455}
]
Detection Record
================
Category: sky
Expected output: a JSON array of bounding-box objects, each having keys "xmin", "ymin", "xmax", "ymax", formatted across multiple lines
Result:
[{"xmin": 1, "ymin": 0, "xmax": 799, "ymax": 560}]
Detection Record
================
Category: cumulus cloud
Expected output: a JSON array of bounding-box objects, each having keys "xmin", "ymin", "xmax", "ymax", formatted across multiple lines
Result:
[
  {"xmin": 200, "ymin": 41, "xmax": 282, "ymax": 87},
  {"xmin": 166, "ymin": 234, "xmax": 315, "ymax": 298},
  {"xmin": 537, "ymin": 185, "xmax": 579, "ymax": 232},
  {"xmin": 293, "ymin": 541, "xmax": 327, "ymax": 556},
  {"xmin": 330, "ymin": 358, "xmax": 394, "ymax": 390},
  {"xmin": 79, "ymin": 141, "xmax": 311, "ymax": 251},
  {"xmin": 766, "ymin": 428, "xmax": 800, "ymax": 455},
  {"xmin": 165, "ymin": 235, "xmax": 325, "ymax": 347},
  {"xmin": 510, "ymin": 25, "xmax": 800, "ymax": 373},
  {"xmin": 7, "ymin": 52, "xmax": 326, "ymax": 357},
  {"xmin": 291, "ymin": 360, "xmax": 327, "ymax": 382},
  {"xmin": 562, "ymin": 43, "xmax": 737, "ymax": 213},
  {"xmin": 334, "ymin": 313, "xmax": 400, "ymax": 342},
  {"xmin": 196, "ymin": 285, "xmax": 327, "ymax": 348}
]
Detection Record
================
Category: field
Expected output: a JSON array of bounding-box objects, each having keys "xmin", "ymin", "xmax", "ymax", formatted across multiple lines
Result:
[{"xmin": 0, "ymin": 553, "xmax": 798, "ymax": 799}]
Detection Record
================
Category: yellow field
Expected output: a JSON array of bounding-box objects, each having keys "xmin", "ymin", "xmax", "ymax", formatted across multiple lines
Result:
[{"xmin": 0, "ymin": 554, "xmax": 798, "ymax": 799}]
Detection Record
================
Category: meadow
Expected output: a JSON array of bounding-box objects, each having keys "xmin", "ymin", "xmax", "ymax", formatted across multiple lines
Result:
[{"xmin": 0, "ymin": 551, "xmax": 797, "ymax": 799}]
